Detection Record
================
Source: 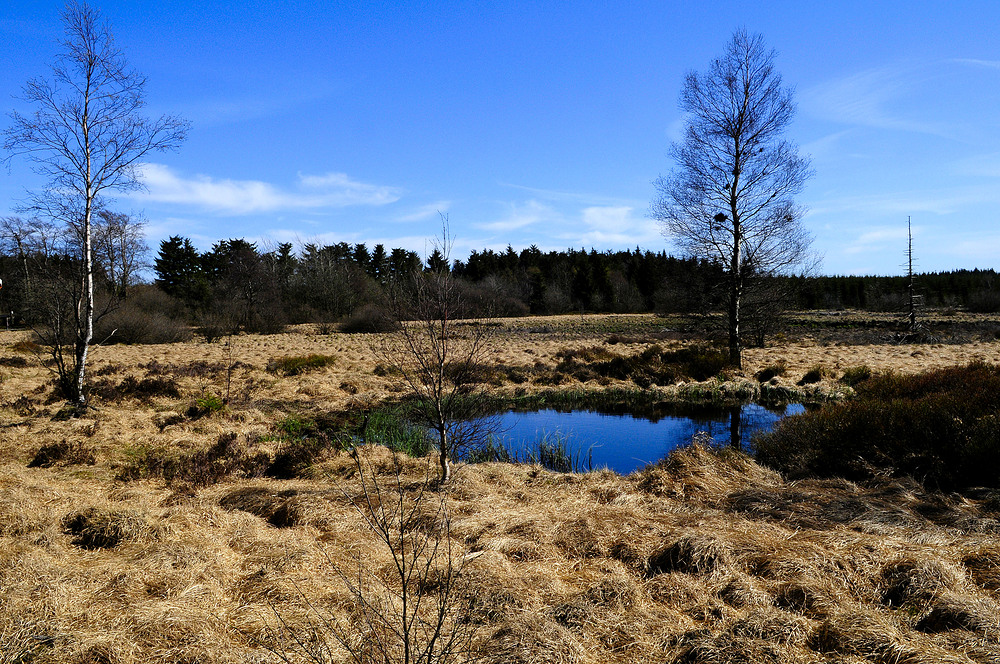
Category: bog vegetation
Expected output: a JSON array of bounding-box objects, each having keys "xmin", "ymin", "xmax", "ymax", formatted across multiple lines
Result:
[
  {"xmin": 758, "ymin": 361, "xmax": 1000, "ymax": 491},
  {"xmin": 0, "ymin": 314, "xmax": 997, "ymax": 662}
]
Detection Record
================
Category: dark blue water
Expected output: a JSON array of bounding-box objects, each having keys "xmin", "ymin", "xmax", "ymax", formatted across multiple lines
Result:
[{"xmin": 487, "ymin": 403, "xmax": 805, "ymax": 475}]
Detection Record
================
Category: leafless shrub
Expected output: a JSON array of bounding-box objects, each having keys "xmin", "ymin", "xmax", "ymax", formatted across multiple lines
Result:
[
  {"xmin": 340, "ymin": 302, "xmax": 401, "ymax": 333},
  {"xmin": 267, "ymin": 450, "xmax": 490, "ymax": 664},
  {"xmin": 93, "ymin": 287, "xmax": 193, "ymax": 344}
]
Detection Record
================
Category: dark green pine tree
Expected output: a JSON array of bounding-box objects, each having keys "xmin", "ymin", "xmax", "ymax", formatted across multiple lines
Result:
[
  {"xmin": 154, "ymin": 236, "xmax": 209, "ymax": 306},
  {"xmin": 369, "ymin": 243, "xmax": 389, "ymax": 283}
]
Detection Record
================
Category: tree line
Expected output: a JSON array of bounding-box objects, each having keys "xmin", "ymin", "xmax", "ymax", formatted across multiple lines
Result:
[
  {"xmin": 151, "ymin": 236, "xmax": 735, "ymax": 325},
  {"xmin": 3, "ymin": 225, "xmax": 1000, "ymax": 340}
]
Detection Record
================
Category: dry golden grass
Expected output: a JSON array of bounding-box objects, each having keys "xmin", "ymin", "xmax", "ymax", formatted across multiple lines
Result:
[{"xmin": 0, "ymin": 314, "xmax": 998, "ymax": 663}]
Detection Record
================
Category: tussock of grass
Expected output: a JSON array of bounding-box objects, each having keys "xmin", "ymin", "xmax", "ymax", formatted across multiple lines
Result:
[
  {"xmin": 267, "ymin": 353, "xmax": 336, "ymax": 376},
  {"xmin": 61, "ymin": 507, "xmax": 153, "ymax": 549},
  {"xmin": 551, "ymin": 343, "xmax": 730, "ymax": 387}
]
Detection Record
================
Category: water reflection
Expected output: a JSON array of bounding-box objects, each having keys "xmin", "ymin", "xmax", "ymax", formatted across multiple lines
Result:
[{"xmin": 481, "ymin": 402, "xmax": 804, "ymax": 475}]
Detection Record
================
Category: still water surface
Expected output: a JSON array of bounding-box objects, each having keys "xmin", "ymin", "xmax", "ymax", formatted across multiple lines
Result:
[{"xmin": 488, "ymin": 403, "xmax": 805, "ymax": 475}]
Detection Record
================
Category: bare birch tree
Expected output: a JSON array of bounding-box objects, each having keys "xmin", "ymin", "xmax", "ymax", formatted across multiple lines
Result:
[
  {"xmin": 651, "ymin": 29, "xmax": 813, "ymax": 368},
  {"xmin": 3, "ymin": 2, "xmax": 187, "ymax": 406}
]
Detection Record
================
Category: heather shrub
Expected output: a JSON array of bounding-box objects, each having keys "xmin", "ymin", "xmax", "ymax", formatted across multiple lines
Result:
[
  {"xmin": 61, "ymin": 507, "xmax": 152, "ymax": 549},
  {"xmin": 89, "ymin": 375, "xmax": 181, "ymax": 402},
  {"xmin": 755, "ymin": 362, "xmax": 1000, "ymax": 490},
  {"xmin": 553, "ymin": 343, "xmax": 729, "ymax": 386},
  {"xmin": 117, "ymin": 432, "xmax": 270, "ymax": 487},
  {"xmin": 28, "ymin": 440, "xmax": 96, "ymax": 468}
]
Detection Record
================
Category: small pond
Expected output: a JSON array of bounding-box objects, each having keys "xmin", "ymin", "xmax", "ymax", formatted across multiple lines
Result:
[{"xmin": 481, "ymin": 402, "xmax": 805, "ymax": 475}]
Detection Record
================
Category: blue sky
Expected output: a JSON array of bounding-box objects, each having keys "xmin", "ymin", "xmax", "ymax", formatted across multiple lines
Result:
[{"xmin": 4, "ymin": 1, "xmax": 1000, "ymax": 276}]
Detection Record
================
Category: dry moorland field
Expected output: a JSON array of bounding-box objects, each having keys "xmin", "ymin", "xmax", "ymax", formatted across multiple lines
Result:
[{"xmin": 2, "ymin": 313, "xmax": 1000, "ymax": 663}]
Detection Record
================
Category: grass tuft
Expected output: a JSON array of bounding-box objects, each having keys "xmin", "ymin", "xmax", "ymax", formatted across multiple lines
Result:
[
  {"xmin": 266, "ymin": 353, "xmax": 336, "ymax": 376},
  {"xmin": 61, "ymin": 507, "xmax": 152, "ymax": 549},
  {"xmin": 840, "ymin": 364, "xmax": 873, "ymax": 386},
  {"xmin": 755, "ymin": 361, "xmax": 787, "ymax": 383}
]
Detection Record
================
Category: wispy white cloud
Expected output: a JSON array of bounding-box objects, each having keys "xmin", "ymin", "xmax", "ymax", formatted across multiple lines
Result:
[
  {"xmin": 800, "ymin": 130, "xmax": 857, "ymax": 162},
  {"xmin": 844, "ymin": 225, "xmax": 912, "ymax": 254},
  {"xmin": 950, "ymin": 152, "xmax": 1000, "ymax": 178},
  {"xmin": 476, "ymin": 200, "xmax": 558, "ymax": 232},
  {"xmin": 808, "ymin": 184, "xmax": 1000, "ymax": 219},
  {"xmin": 133, "ymin": 163, "xmax": 401, "ymax": 214},
  {"xmin": 801, "ymin": 64, "xmax": 952, "ymax": 137},
  {"xmin": 497, "ymin": 182, "xmax": 637, "ymax": 207},
  {"xmin": 395, "ymin": 200, "xmax": 452, "ymax": 223},
  {"xmin": 941, "ymin": 233, "xmax": 1000, "ymax": 261},
  {"xmin": 953, "ymin": 58, "xmax": 1000, "ymax": 70},
  {"xmin": 582, "ymin": 206, "xmax": 633, "ymax": 232},
  {"xmin": 179, "ymin": 79, "xmax": 339, "ymax": 126},
  {"xmin": 558, "ymin": 206, "xmax": 661, "ymax": 248},
  {"xmin": 475, "ymin": 200, "xmax": 662, "ymax": 250}
]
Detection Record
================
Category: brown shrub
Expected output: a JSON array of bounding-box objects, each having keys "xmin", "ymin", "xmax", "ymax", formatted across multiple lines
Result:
[
  {"xmin": 27, "ymin": 440, "xmax": 96, "ymax": 468},
  {"xmin": 94, "ymin": 291, "xmax": 193, "ymax": 344},
  {"xmin": 339, "ymin": 303, "xmax": 400, "ymax": 333},
  {"xmin": 117, "ymin": 433, "xmax": 271, "ymax": 487},
  {"xmin": 89, "ymin": 375, "xmax": 181, "ymax": 402}
]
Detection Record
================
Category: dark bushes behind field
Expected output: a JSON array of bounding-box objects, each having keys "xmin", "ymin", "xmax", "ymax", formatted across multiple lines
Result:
[
  {"xmin": 94, "ymin": 287, "xmax": 193, "ymax": 344},
  {"xmin": 339, "ymin": 303, "xmax": 400, "ymax": 333},
  {"xmin": 755, "ymin": 362, "xmax": 1000, "ymax": 490}
]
